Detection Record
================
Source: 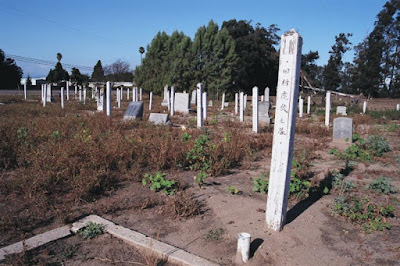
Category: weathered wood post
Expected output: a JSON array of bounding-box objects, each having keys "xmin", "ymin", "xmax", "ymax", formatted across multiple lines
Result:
[
  {"xmin": 61, "ymin": 87, "xmax": 65, "ymax": 109},
  {"xmin": 66, "ymin": 81, "xmax": 70, "ymax": 101},
  {"xmin": 149, "ymin": 91, "xmax": 153, "ymax": 110},
  {"xmin": 106, "ymin": 81, "xmax": 112, "ymax": 117},
  {"xmin": 252, "ymin": 86, "xmax": 258, "ymax": 133},
  {"xmin": 24, "ymin": 83, "xmax": 27, "ymax": 100},
  {"xmin": 171, "ymin": 86, "xmax": 175, "ymax": 116},
  {"xmin": 203, "ymin": 92, "xmax": 207, "ymax": 120},
  {"xmin": 266, "ymin": 29, "xmax": 302, "ymax": 231},
  {"xmin": 325, "ymin": 91, "xmax": 331, "ymax": 127},
  {"xmin": 240, "ymin": 92, "xmax": 244, "ymax": 122},
  {"xmin": 299, "ymin": 97, "xmax": 303, "ymax": 118},
  {"xmin": 363, "ymin": 101, "xmax": 367, "ymax": 114},
  {"xmin": 197, "ymin": 83, "xmax": 203, "ymax": 128}
]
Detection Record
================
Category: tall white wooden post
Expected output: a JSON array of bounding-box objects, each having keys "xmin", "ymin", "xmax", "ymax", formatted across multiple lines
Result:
[
  {"xmin": 79, "ymin": 86, "xmax": 82, "ymax": 102},
  {"xmin": 235, "ymin": 93, "xmax": 239, "ymax": 115},
  {"xmin": 363, "ymin": 101, "xmax": 367, "ymax": 114},
  {"xmin": 203, "ymin": 92, "xmax": 207, "ymax": 120},
  {"xmin": 197, "ymin": 83, "xmax": 203, "ymax": 128},
  {"xmin": 117, "ymin": 88, "xmax": 121, "ymax": 108},
  {"xmin": 307, "ymin": 96, "xmax": 311, "ymax": 114},
  {"xmin": 167, "ymin": 89, "xmax": 171, "ymax": 111},
  {"xmin": 61, "ymin": 87, "xmax": 65, "ymax": 109},
  {"xmin": 397, "ymin": 103, "xmax": 400, "ymax": 111},
  {"xmin": 66, "ymin": 81, "xmax": 70, "ymax": 101},
  {"xmin": 244, "ymin": 94, "xmax": 247, "ymax": 109},
  {"xmin": 43, "ymin": 84, "xmax": 47, "ymax": 107},
  {"xmin": 24, "ymin": 83, "xmax": 27, "ymax": 100},
  {"xmin": 149, "ymin": 91, "xmax": 153, "ymax": 110},
  {"xmin": 135, "ymin": 87, "xmax": 138, "ymax": 102},
  {"xmin": 47, "ymin": 84, "xmax": 52, "ymax": 102},
  {"xmin": 120, "ymin": 87, "xmax": 123, "ymax": 102},
  {"xmin": 265, "ymin": 87, "xmax": 270, "ymax": 102},
  {"xmin": 171, "ymin": 86, "xmax": 175, "ymax": 116},
  {"xmin": 83, "ymin": 87, "xmax": 87, "ymax": 104},
  {"xmin": 74, "ymin": 86, "xmax": 77, "ymax": 99},
  {"xmin": 325, "ymin": 91, "xmax": 331, "ymax": 127},
  {"xmin": 240, "ymin": 92, "xmax": 244, "ymax": 122},
  {"xmin": 106, "ymin": 82, "xmax": 112, "ymax": 117},
  {"xmin": 299, "ymin": 97, "xmax": 303, "ymax": 118},
  {"xmin": 140, "ymin": 88, "xmax": 143, "ymax": 101},
  {"xmin": 127, "ymin": 88, "xmax": 130, "ymax": 100},
  {"xmin": 221, "ymin": 92, "xmax": 225, "ymax": 111},
  {"xmin": 252, "ymin": 86, "xmax": 258, "ymax": 133},
  {"xmin": 266, "ymin": 29, "xmax": 302, "ymax": 231}
]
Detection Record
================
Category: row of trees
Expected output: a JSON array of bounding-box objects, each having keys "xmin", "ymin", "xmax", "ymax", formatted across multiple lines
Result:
[
  {"xmin": 303, "ymin": 0, "xmax": 400, "ymax": 98},
  {"xmin": 134, "ymin": 20, "xmax": 280, "ymax": 99},
  {"xmin": 0, "ymin": 49, "xmax": 23, "ymax": 89},
  {"xmin": 46, "ymin": 54, "xmax": 134, "ymax": 84}
]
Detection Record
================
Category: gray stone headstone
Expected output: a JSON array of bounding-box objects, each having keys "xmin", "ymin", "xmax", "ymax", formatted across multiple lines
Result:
[
  {"xmin": 258, "ymin": 101, "xmax": 270, "ymax": 124},
  {"xmin": 224, "ymin": 102, "xmax": 229, "ymax": 107},
  {"xmin": 333, "ymin": 117, "xmax": 353, "ymax": 143},
  {"xmin": 208, "ymin": 100, "xmax": 213, "ymax": 107},
  {"xmin": 161, "ymin": 85, "xmax": 169, "ymax": 106},
  {"xmin": 123, "ymin": 101, "xmax": 144, "ymax": 120},
  {"xmin": 191, "ymin": 90, "xmax": 197, "ymax": 104},
  {"xmin": 175, "ymin": 93, "xmax": 190, "ymax": 114},
  {"xmin": 336, "ymin": 106, "xmax": 347, "ymax": 116},
  {"xmin": 148, "ymin": 113, "xmax": 171, "ymax": 125}
]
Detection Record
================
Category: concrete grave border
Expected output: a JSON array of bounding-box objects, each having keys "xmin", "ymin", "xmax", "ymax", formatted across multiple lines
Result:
[{"xmin": 0, "ymin": 215, "xmax": 219, "ymax": 266}]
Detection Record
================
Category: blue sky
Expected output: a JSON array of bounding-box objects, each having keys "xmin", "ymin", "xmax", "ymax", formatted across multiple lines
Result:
[{"xmin": 0, "ymin": 0, "xmax": 387, "ymax": 78}]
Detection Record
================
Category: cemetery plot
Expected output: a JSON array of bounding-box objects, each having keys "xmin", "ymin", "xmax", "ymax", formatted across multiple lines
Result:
[{"xmin": 0, "ymin": 93, "xmax": 399, "ymax": 265}]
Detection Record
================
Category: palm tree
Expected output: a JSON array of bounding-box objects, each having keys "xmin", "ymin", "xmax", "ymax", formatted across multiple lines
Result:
[
  {"xmin": 57, "ymin": 53, "xmax": 62, "ymax": 62},
  {"xmin": 139, "ymin": 47, "xmax": 145, "ymax": 62}
]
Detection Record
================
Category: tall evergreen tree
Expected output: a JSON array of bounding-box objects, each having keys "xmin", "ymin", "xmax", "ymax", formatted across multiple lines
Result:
[
  {"xmin": 0, "ymin": 49, "xmax": 23, "ymax": 89},
  {"xmin": 46, "ymin": 62, "xmax": 69, "ymax": 83},
  {"xmin": 92, "ymin": 60, "xmax": 105, "ymax": 81},
  {"xmin": 301, "ymin": 51, "xmax": 323, "ymax": 89},
  {"xmin": 323, "ymin": 33, "xmax": 352, "ymax": 91}
]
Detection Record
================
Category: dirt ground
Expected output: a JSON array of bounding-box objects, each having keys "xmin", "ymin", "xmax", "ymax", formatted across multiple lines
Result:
[{"xmin": 0, "ymin": 92, "xmax": 399, "ymax": 265}]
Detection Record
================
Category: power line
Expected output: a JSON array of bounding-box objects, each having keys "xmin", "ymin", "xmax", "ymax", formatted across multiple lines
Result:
[{"xmin": 5, "ymin": 53, "xmax": 93, "ymax": 71}]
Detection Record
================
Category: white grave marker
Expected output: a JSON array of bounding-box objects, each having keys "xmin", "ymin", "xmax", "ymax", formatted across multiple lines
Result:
[
  {"xmin": 325, "ymin": 91, "xmax": 331, "ymax": 127},
  {"xmin": 66, "ymin": 81, "xmax": 70, "ymax": 101},
  {"xmin": 299, "ymin": 97, "xmax": 303, "ymax": 118},
  {"xmin": 266, "ymin": 29, "xmax": 302, "ymax": 231},
  {"xmin": 240, "ymin": 92, "xmax": 244, "ymax": 122},
  {"xmin": 203, "ymin": 92, "xmax": 207, "ymax": 119},
  {"xmin": 24, "ymin": 83, "xmax": 27, "ymax": 100},
  {"xmin": 235, "ymin": 93, "xmax": 239, "ymax": 115},
  {"xmin": 264, "ymin": 87, "xmax": 270, "ymax": 102},
  {"xmin": 363, "ymin": 101, "xmax": 367, "ymax": 114},
  {"xmin": 252, "ymin": 86, "xmax": 258, "ymax": 133},
  {"xmin": 221, "ymin": 93, "xmax": 225, "ymax": 111},
  {"xmin": 149, "ymin": 91, "xmax": 153, "ymax": 110},
  {"xmin": 61, "ymin": 87, "xmax": 65, "ymax": 109},
  {"xmin": 106, "ymin": 82, "xmax": 112, "ymax": 117},
  {"xmin": 127, "ymin": 88, "xmax": 130, "ymax": 100},
  {"xmin": 170, "ymin": 86, "xmax": 175, "ymax": 116},
  {"xmin": 197, "ymin": 83, "xmax": 203, "ymax": 128},
  {"xmin": 140, "ymin": 88, "xmax": 143, "ymax": 101},
  {"xmin": 307, "ymin": 96, "xmax": 311, "ymax": 114}
]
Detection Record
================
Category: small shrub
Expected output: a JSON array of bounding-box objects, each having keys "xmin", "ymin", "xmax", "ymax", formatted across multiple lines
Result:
[
  {"xmin": 205, "ymin": 228, "xmax": 225, "ymax": 241},
  {"xmin": 165, "ymin": 191, "xmax": 201, "ymax": 218},
  {"xmin": 181, "ymin": 132, "xmax": 192, "ymax": 143},
  {"xmin": 77, "ymin": 222, "xmax": 104, "ymax": 239},
  {"xmin": 186, "ymin": 134, "xmax": 211, "ymax": 171},
  {"xmin": 253, "ymin": 173, "xmax": 269, "ymax": 194},
  {"xmin": 289, "ymin": 177, "xmax": 311, "ymax": 199},
  {"xmin": 368, "ymin": 176, "xmax": 397, "ymax": 195},
  {"xmin": 332, "ymin": 171, "xmax": 355, "ymax": 193},
  {"xmin": 194, "ymin": 171, "xmax": 208, "ymax": 189},
  {"xmin": 142, "ymin": 172, "xmax": 176, "ymax": 196},
  {"xmin": 225, "ymin": 185, "xmax": 239, "ymax": 195},
  {"xmin": 364, "ymin": 135, "xmax": 391, "ymax": 157},
  {"xmin": 331, "ymin": 196, "xmax": 394, "ymax": 233}
]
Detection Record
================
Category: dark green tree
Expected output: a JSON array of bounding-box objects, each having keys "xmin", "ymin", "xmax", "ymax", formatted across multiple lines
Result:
[
  {"xmin": 70, "ymin": 67, "xmax": 89, "ymax": 84},
  {"xmin": 46, "ymin": 62, "xmax": 69, "ymax": 82},
  {"xmin": 323, "ymin": 33, "xmax": 352, "ymax": 91},
  {"xmin": 301, "ymin": 50, "xmax": 323, "ymax": 89},
  {"xmin": 91, "ymin": 60, "xmax": 105, "ymax": 81},
  {"xmin": 0, "ymin": 49, "xmax": 23, "ymax": 89},
  {"xmin": 26, "ymin": 75, "xmax": 32, "ymax": 86},
  {"xmin": 222, "ymin": 20, "xmax": 279, "ymax": 95},
  {"xmin": 352, "ymin": 0, "xmax": 400, "ymax": 97}
]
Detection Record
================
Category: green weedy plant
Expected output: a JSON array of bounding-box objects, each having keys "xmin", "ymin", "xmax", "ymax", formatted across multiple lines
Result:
[
  {"xmin": 17, "ymin": 127, "xmax": 28, "ymax": 140},
  {"xmin": 194, "ymin": 171, "xmax": 208, "ymax": 189},
  {"xmin": 186, "ymin": 134, "xmax": 211, "ymax": 171},
  {"xmin": 289, "ymin": 177, "xmax": 311, "ymax": 199},
  {"xmin": 181, "ymin": 132, "xmax": 192, "ymax": 143},
  {"xmin": 332, "ymin": 171, "xmax": 355, "ymax": 193},
  {"xmin": 364, "ymin": 135, "xmax": 391, "ymax": 156},
  {"xmin": 225, "ymin": 185, "xmax": 239, "ymax": 195},
  {"xmin": 142, "ymin": 172, "xmax": 176, "ymax": 196},
  {"xmin": 253, "ymin": 173, "xmax": 269, "ymax": 194},
  {"xmin": 368, "ymin": 176, "xmax": 397, "ymax": 195},
  {"xmin": 77, "ymin": 222, "xmax": 104, "ymax": 239},
  {"xmin": 331, "ymin": 196, "xmax": 394, "ymax": 233}
]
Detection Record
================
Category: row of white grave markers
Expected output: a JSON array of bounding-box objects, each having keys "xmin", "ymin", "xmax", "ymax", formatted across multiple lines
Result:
[{"xmin": 266, "ymin": 29, "xmax": 302, "ymax": 231}]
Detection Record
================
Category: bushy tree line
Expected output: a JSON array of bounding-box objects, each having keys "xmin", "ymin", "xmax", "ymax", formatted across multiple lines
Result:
[
  {"xmin": 134, "ymin": 20, "xmax": 280, "ymax": 98},
  {"xmin": 303, "ymin": 0, "xmax": 400, "ymax": 98},
  {"xmin": 0, "ymin": 49, "xmax": 23, "ymax": 89}
]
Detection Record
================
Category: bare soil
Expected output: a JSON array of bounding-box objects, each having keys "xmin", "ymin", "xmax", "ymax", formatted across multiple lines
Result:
[{"xmin": 1, "ymin": 93, "xmax": 400, "ymax": 265}]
